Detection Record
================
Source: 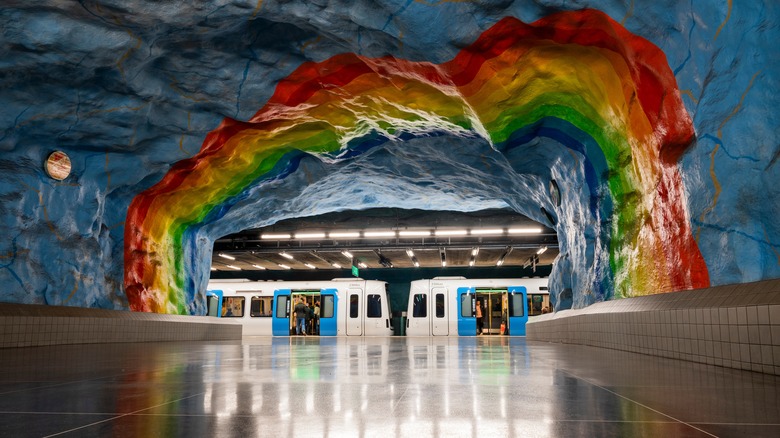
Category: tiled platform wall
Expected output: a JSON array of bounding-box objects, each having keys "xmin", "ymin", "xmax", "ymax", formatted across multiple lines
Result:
[
  {"xmin": 0, "ymin": 303, "xmax": 242, "ymax": 348},
  {"xmin": 527, "ymin": 279, "xmax": 780, "ymax": 375}
]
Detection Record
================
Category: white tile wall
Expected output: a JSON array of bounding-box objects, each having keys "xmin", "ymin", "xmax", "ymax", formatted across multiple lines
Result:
[
  {"xmin": 527, "ymin": 279, "xmax": 780, "ymax": 376},
  {"xmin": 0, "ymin": 304, "xmax": 241, "ymax": 348}
]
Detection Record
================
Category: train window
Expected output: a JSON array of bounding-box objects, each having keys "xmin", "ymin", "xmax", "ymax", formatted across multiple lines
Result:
[
  {"xmin": 527, "ymin": 294, "xmax": 544, "ymax": 316},
  {"xmin": 276, "ymin": 296, "xmax": 288, "ymax": 318},
  {"xmin": 222, "ymin": 297, "xmax": 244, "ymax": 317},
  {"xmin": 509, "ymin": 294, "xmax": 525, "ymax": 317},
  {"xmin": 461, "ymin": 294, "xmax": 473, "ymax": 317},
  {"xmin": 250, "ymin": 296, "xmax": 273, "ymax": 317},
  {"xmin": 412, "ymin": 294, "xmax": 427, "ymax": 318},
  {"xmin": 367, "ymin": 294, "xmax": 382, "ymax": 318},
  {"xmin": 321, "ymin": 296, "xmax": 334, "ymax": 318},
  {"xmin": 435, "ymin": 293, "xmax": 445, "ymax": 318},
  {"xmin": 350, "ymin": 294, "xmax": 359, "ymax": 318}
]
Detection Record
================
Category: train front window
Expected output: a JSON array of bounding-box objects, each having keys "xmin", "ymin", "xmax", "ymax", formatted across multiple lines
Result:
[
  {"xmin": 222, "ymin": 297, "xmax": 245, "ymax": 317},
  {"xmin": 435, "ymin": 293, "xmax": 445, "ymax": 318},
  {"xmin": 350, "ymin": 294, "xmax": 359, "ymax": 318},
  {"xmin": 367, "ymin": 294, "xmax": 381, "ymax": 318},
  {"xmin": 412, "ymin": 294, "xmax": 427, "ymax": 318}
]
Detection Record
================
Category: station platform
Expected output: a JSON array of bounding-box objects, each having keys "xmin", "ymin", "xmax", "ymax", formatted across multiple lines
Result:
[{"xmin": 1, "ymin": 336, "xmax": 778, "ymax": 437}]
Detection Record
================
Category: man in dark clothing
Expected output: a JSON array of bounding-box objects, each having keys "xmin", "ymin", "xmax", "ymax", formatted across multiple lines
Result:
[{"xmin": 294, "ymin": 298, "xmax": 308, "ymax": 335}]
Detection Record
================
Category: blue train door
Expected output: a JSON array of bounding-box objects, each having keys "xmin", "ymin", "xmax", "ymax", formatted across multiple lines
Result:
[
  {"xmin": 456, "ymin": 287, "xmax": 476, "ymax": 336},
  {"xmin": 319, "ymin": 288, "xmax": 338, "ymax": 336},
  {"xmin": 272, "ymin": 289, "xmax": 292, "ymax": 336},
  {"xmin": 507, "ymin": 286, "xmax": 528, "ymax": 336}
]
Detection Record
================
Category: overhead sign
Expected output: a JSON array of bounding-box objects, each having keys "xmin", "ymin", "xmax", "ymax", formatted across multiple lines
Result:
[{"xmin": 351, "ymin": 265, "xmax": 359, "ymax": 277}]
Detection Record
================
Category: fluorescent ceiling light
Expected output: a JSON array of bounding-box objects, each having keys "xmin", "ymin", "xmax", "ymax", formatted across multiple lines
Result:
[
  {"xmin": 304, "ymin": 263, "xmax": 316, "ymax": 269},
  {"xmin": 441, "ymin": 260, "xmax": 447, "ymax": 267},
  {"xmin": 435, "ymin": 229, "xmax": 467, "ymax": 236},
  {"xmin": 330, "ymin": 231, "xmax": 360, "ymax": 238},
  {"xmin": 252, "ymin": 264, "xmax": 266, "ymax": 270},
  {"xmin": 358, "ymin": 262, "xmax": 368, "ymax": 269},
  {"xmin": 413, "ymin": 261, "xmax": 420, "ymax": 267},
  {"xmin": 537, "ymin": 246, "xmax": 548, "ymax": 255},
  {"xmin": 470, "ymin": 229, "xmax": 503, "ymax": 235},
  {"xmin": 364, "ymin": 231, "xmax": 396, "ymax": 237},
  {"xmin": 332, "ymin": 263, "xmax": 342, "ymax": 269},
  {"xmin": 508, "ymin": 227, "xmax": 542, "ymax": 234},
  {"xmin": 341, "ymin": 250, "xmax": 353, "ymax": 259},
  {"xmin": 278, "ymin": 264, "xmax": 291, "ymax": 270},
  {"xmin": 210, "ymin": 267, "xmax": 217, "ymax": 271},
  {"xmin": 496, "ymin": 259, "xmax": 504, "ymax": 266},
  {"xmin": 279, "ymin": 252, "xmax": 294, "ymax": 260},
  {"xmin": 471, "ymin": 248, "xmax": 479, "ymax": 256},
  {"xmin": 405, "ymin": 249, "xmax": 415, "ymax": 257},
  {"xmin": 261, "ymin": 233, "xmax": 291, "ymax": 239},
  {"xmin": 469, "ymin": 260, "xmax": 475, "ymax": 266},
  {"xmin": 226, "ymin": 265, "xmax": 241, "ymax": 270},
  {"xmin": 295, "ymin": 232, "xmax": 326, "ymax": 239},
  {"xmin": 218, "ymin": 253, "xmax": 235, "ymax": 260},
  {"xmin": 399, "ymin": 230, "xmax": 430, "ymax": 237}
]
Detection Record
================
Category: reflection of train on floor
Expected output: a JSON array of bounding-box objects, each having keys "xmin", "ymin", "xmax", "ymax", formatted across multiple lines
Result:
[
  {"xmin": 206, "ymin": 278, "xmax": 394, "ymax": 336},
  {"xmin": 405, "ymin": 277, "xmax": 550, "ymax": 336}
]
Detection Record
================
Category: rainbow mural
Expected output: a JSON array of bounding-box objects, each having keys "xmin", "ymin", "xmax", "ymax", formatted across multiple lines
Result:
[{"xmin": 124, "ymin": 9, "xmax": 710, "ymax": 313}]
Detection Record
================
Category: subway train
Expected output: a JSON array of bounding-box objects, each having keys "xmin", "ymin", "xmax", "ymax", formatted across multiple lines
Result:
[
  {"xmin": 206, "ymin": 278, "xmax": 394, "ymax": 336},
  {"xmin": 405, "ymin": 277, "xmax": 550, "ymax": 336}
]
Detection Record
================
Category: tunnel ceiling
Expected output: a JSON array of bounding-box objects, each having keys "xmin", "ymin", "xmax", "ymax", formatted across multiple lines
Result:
[
  {"xmin": 211, "ymin": 208, "xmax": 558, "ymax": 272},
  {"xmin": 0, "ymin": 1, "xmax": 777, "ymax": 314}
]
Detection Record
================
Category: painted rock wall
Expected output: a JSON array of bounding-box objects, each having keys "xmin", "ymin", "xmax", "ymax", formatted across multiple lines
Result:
[{"xmin": 0, "ymin": 1, "xmax": 777, "ymax": 313}]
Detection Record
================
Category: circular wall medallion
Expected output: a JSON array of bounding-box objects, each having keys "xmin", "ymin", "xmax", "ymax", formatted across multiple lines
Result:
[{"xmin": 45, "ymin": 151, "xmax": 72, "ymax": 181}]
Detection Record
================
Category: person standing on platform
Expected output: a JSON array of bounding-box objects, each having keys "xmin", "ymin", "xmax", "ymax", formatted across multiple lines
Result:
[
  {"xmin": 476, "ymin": 299, "xmax": 484, "ymax": 335},
  {"xmin": 294, "ymin": 298, "xmax": 308, "ymax": 336},
  {"xmin": 313, "ymin": 300, "xmax": 320, "ymax": 335}
]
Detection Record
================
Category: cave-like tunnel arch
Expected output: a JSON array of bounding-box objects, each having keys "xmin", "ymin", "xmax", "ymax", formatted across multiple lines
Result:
[{"xmin": 124, "ymin": 10, "xmax": 709, "ymax": 315}]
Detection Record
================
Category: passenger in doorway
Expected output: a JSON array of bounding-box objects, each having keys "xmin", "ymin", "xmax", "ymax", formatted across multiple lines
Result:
[
  {"xmin": 313, "ymin": 300, "xmax": 320, "ymax": 335},
  {"xmin": 294, "ymin": 298, "xmax": 308, "ymax": 335},
  {"xmin": 306, "ymin": 301, "xmax": 315, "ymax": 335},
  {"xmin": 542, "ymin": 306, "xmax": 550, "ymax": 314},
  {"xmin": 476, "ymin": 300, "xmax": 484, "ymax": 335}
]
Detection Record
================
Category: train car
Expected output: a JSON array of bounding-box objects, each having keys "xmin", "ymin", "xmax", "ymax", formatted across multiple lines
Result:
[
  {"xmin": 405, "ymin": 277, "xmax": 549, "ymax": 336},
  {"xmin": 206, "ymin": 278, "xmax": 394, "ymax": 336}
]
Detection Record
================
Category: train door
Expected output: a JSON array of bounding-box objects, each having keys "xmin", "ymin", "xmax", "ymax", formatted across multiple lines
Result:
[
  {"xmin": 431, "ymin": 287, "xmax": 448, "ymax": 336},
  {"xmin": 319, "ymin": 289, "xmax": 338, "ymax": 336},
  {"xmin": 346, "ymin": 288, "xmax": 362, "ymax": 336},
  {"xmin": 508, "ymin": 286, "xmax": 528, "ymax": 336},
  {"xmin": 408, "ymin": 291, "xmax": 430, "ymax": 335},
  {"xmin": 456, "ymin": 287, "xmax": 476, "ymax": 336},
  {"xmin": 475, "ymin": 289, "xmax": 508, "ymax": 335},
  {"xmin": 290, "ymin": 291, "xmax": 321, "ymax": 335},
  {"xmin": 272, "ymin": 289, "xmax": 292, "ymax": 336},
  {"xmin": 365, "ymin": 290, "xmax": 386, "ymax": 334}
]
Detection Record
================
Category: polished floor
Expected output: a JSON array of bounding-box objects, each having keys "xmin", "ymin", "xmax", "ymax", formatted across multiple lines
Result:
[{"xmin": 0, "ymin": 336, "xmax": 778, "ymax": 437}]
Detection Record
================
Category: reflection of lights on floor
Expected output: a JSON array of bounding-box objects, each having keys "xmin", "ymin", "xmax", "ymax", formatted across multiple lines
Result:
[
  {"xmin": 252, "ymin": 386, "xmax": 263, "ymax": 414},
  {"xmin": 306, "ymin": 391, "xmax": 314, "ymax": 414}
]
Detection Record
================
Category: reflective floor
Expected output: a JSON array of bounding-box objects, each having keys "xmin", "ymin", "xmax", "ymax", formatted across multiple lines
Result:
[{"xmin": 0, "ymin": 337, "xmax": 778, "ymax": 437}]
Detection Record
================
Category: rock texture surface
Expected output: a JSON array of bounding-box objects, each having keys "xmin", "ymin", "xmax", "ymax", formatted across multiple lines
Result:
[{"xmin": 0, "ymin": 1, "xmax": 777, "ymax": 313}]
